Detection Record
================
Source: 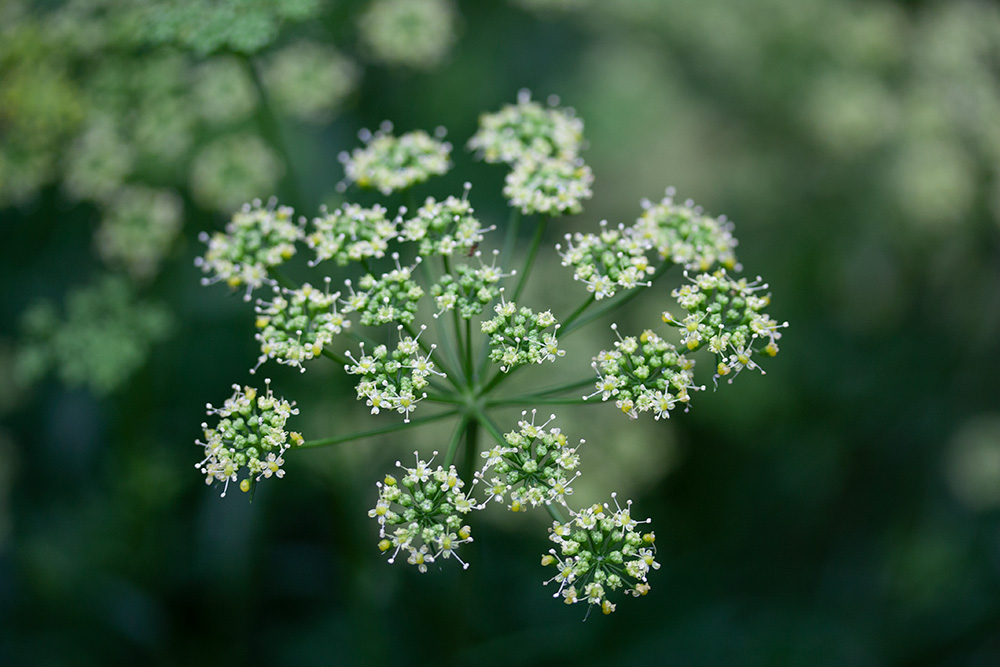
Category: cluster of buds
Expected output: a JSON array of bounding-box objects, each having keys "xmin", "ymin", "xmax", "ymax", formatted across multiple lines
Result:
[
  {"xmin": 664, "ymin": 269, "xmax": 787, "ymax": 383},
  {"xmin": 195, "ymin": 199, "xmax": 303, "ymax": 298},
  {"xmin": 503, "ymin": 155, "xmax": 594, "ymax": 216},
  {"xmin": 369, "ymin": 453, "xmax": 478, "ymax": 572},
  {"xmin": 342, "ymin": 254, "xmax": 424, "ymax": 326},
  {"xmin": 306, "ymin": 202, "xmax": 399, "ymax": 266},
  {"xmin": 253, "ymin": 280, "xmax": 351, "ymax": 373},
  {"xmin": 431, "ymin": 251, "xmax": 510, "ymax": 319},
  {"xmin": 542, "ymin": 495, "xmax": 658, "ymax": 615},
  {"xmin": 467, "ymin": 89, "xmax": 583, "ymax": 164},
  {"xmin": 339, "ymin": 123, "xmax": 451, "ymax": 195},
  {"xmin": 557, "ymin": 219, "xmax": 654, "ymax": 300},
  {"xmin": 400, "ymin": 188, "xmax": 491, "ymax": 257},
  {"xmin": 634, "ymin": 190, "xmax": 740, "ymax": 272},
  {"xmin": 469, "ymin": 90, "xmax": 592, "ymax": 217},
  {"xmin": 195, "ymin": 381, "xmax": 302, "ymax": 496},
  {"xmin": 477, "ymin": 410, "xmax": 583, "ymax": 511},
  {"xmin": 481, "ymin": 292, "xmax": 564, "ymax": 372},
  {"xmin": 344, "ymin": 327, "xmax": 444, "ymax": 421},
  {"xmin": 588, "ymin": 325, "xmax": 702, "ymax": 420}
]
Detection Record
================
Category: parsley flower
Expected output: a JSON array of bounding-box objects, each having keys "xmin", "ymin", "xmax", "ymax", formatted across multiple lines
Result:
[
  {"xmin": 542, "ymin": 494, "xmax": 658, "ymax": 614},
  {"xmin": 370, "ymin": 452, "xmax": 479, "ymax": 572},
  {"xmin": 195, "ymin": 198, "xmax": 303, "ymax": 299},
  {"xmin": 468, "ymin": 90, "xmax": 584, "ymax": 164},
  {"xmin": 195, "ymin": 380, "xmax": 302, "ymax": 496},
  {"xmin": 481, "ymin": 291, "xmax": 565, "ymax": 372},
  {"xmin": 476, "ymin": 410, "xmax": 583, "ymax": 512},
  {"xmin": 339, "ymin": 123, "xmax": 451, "ymax": 195},
  {"xmin": 253, "ymin": 280, "xmax": 351, "ymax": 373}
]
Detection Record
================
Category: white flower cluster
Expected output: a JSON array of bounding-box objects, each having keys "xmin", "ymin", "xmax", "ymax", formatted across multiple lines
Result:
[
  {"xmin": 401, "ymin": 189, "xmax": 491, "ymax": 257},
  {"xmin": 556, "ymin": 219, "xmax": 655, "ymax": 300},
  {"xmin": 635, "ymin": 190, "xmax": 740, "ymax": 272},
  {"xmin": 342, "ymin": 254, "xmax": 424, "ymax": 326},
  {"xmin": 369, "ymin": 453, "xmax": 478, "ymax": 572},
  {"xmin": 195, "ymin": 199, "xmax": 303, "ymax": 299},
  {"xmin": 664, "ymin": 268, "xmax": 787, "ymax": 383},
  {"xmin": 587, "ymin": 325, "xmax": 703, "ymax": 420},
  {"xmin": 503, "ymin": 155, "xmax": 594, "ymax": 216},
  {"xmin": 344, "ymin": 327, "xmax": 444, "ymax": 421},
  {"xmin": 542, "ymin": 495, "xmax": 658, "ymax": 615},
  {"xmin": 476, "ymin": 410, "xmax": 583, "ymax": 512},
  {"xmin": 467, "ymin": 89, "xmax": 583, "ymax": 164},
  {"xmin": 306, "ymin": 202, "xmax": 399, "ymax": 266},
  {"xmin": 431, "ymin": 251, "xmax": 510, "ymax": 319},
  {"xmin": 470, "ymin": 91, "xmax": 592, "ymax": 216},
  {"xmin": 195, "ymin": 381, "xmax": 303, "ymax": 497},
  {"xmin": 481, "ymin": 292, "xmax": 564, "ymax": 372},
  {"xmin": 339, "ymin": 123, "xmax": 451, "ymax": 195},
  {"xmin": 253, "ymin": 281, "xmax": 351, "ymax": 373}
]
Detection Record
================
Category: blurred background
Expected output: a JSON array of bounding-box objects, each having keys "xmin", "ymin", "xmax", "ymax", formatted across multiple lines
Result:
[{"xmin": 2, "ymin": 0, "xmax": 1000, "ymax": 664}]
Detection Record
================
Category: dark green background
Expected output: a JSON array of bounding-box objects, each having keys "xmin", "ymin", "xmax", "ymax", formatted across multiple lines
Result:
[{"xmin": 3, "ymin": 0, "xmax": 1000, "ymax": 664}]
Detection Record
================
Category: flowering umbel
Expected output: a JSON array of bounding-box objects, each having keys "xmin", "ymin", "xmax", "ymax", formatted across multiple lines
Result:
[
  {"xmin": 193, "ymin": 92, "xmax": 786, "ymax": 616},
  {"xmin": 196, "ymin": 380, "xmax": 302, "ymax": 496}
]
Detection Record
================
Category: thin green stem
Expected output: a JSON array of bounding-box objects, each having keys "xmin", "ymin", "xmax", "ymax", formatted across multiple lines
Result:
[
  {"xmin": 423, "ymin": 393, "xmax": 466, "ymax": 405},
  {"xmin": 561, "ymin": 294, "xmax": 596, "ymax": 332},
  {"xmin": 487, "ymin": 396, "xmax": 591, "ymax": 407},
  {"xmin": 477, "ymin": 411, "xmax": 507, "ymax": 448},
  {"xmin": 347, "ymin": 328, "xmax": 380, "ymax": 350},
  {"xmin": 510, "ymin": 215, "xmax": 548, "ymax": 303},
  {"xmin": 419, "ymin": 259, "xmax": 464, "ymax": 379},
  {"xmin": 451, "ymin": 309, "xmax": 466, "ymax": 379},
  {"xmin": 464, "ymin": 318, "xmax": 475, "ymax": 385},
  {"xmin": 443, "ymin": 416, "xmax": 469, "ymax": 468},
  {"xmin": 297, "ymin": 409, "xmax": 457, "ymax": 449},
  {"xmin": 499, "ymin": 207, "xmax": 522, "ymax": 276},
  {"xmin": 268, "ymin": 266, "xmax": 299, "ymax": 291},
  {"xmin": 321, "ymin": 348, "xmax": 350, "ymax": 367},
  {"xmin": 518, "ymin": 376, "xmax": 597, "ymax": 398},
  {"xmin": 545, "ymin": 503, "xmax": 567, "ymax": 525},
  {"xmin": 461, "ymin": 418, "xmax": 479, "ymax": 488},
  {"xmin": 478, "ymin": 366, "xmax": 510, "ymax": 396}
]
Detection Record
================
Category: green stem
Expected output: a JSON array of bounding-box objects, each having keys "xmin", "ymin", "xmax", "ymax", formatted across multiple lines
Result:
[
  {"xmin": 477, "ymin": 411, "xmax": 507, "ymax": 448},
  {"xmin": 423, "ymin": 393, "xmax": 466, "ymax": 405},
  {"xmin": 487, "ymin": 396, "xmax": 592, "ymax": 407},
  {"xmin": 464, "ymin": 318, "xmax": 475, "ymax": 385},
  {"xmin": 443, "ymin": 416, "xmax": 469, "ymax": 468},
  {"xmin": 268, "ymin": 266, "xmax": 299, "ymax": 291},
  {"xmin": 321, "ymin": 348, "xmax": 350, "ymax": 367},
  {"xmin": 461, "ymin": 418, "xmax": 479, "ymax": 488},
  {"xmin": 510, "ymin": 215, "xmax": 548, "ymax": 303},
  {"xmin": 347, "ymin": 329, "xmax": 380, "ymax": 350},
  {"xmin": 451, "ymin": 309, "xmax": 466, "ymax": 379},
  {"xmin": 561, "ymin": 294, "xmax": 596, "ymax": 332},
  {"xmin": 519, "ymin": 376, "xmax": 597, "ymax": 398},
  {"xmin": 478, "ymin": 366, "xmax": 510, "ymax": 396},
  {"xmin": 545, "ymin": 503, "xmax": 567, "ymax": 525},
  {"xmin": 297, "ymin": 409, "xmax": 457, "ymax": 449},
  {"xmin": 499, "ymin": 207, "xmax": 522, "ymax": 276},
  {"xmin": 419, "ymin": 259, "xmax": 465, "ymax": 379}
]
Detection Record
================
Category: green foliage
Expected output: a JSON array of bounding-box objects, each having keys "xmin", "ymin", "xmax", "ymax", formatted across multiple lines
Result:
[
  {"xmin": 14, "ymin": 277, "xmax": 173, "ymax": 395},
  {"xmin": 134, "ymin": 0, "xmax": 323, "ymax": 56}
]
